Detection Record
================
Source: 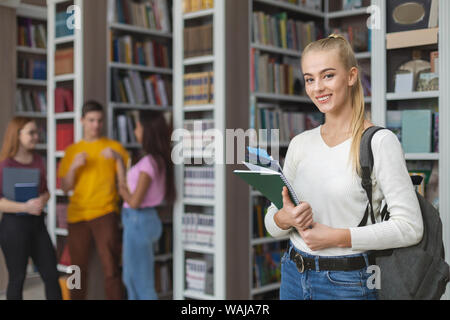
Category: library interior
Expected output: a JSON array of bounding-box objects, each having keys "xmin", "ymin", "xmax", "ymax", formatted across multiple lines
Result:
[{"xmin": 0, "ymin": 0, "xmax": 449, "ymax": 301}]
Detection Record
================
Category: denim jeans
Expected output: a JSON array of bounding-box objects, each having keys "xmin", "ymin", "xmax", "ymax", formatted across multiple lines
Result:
[
  {"xmin": 280, "ymin": 242, "xmax": 378, "ymax": 300},
  {"xmin": 121, "ymin": 207, "xmax": 162, "ymax": 300}
]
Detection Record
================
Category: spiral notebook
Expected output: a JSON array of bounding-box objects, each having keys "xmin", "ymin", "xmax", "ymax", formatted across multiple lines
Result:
[{"xmin": 234, "ymin": 161, "xmax": 300, "ymax": 209}]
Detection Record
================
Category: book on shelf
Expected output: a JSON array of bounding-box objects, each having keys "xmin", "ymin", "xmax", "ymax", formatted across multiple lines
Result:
[
  {"xmin": 183, "ymin": 72, "xmax": 214, "ymax": 105},
  {"xmin": 111, "ymin": 34, "xmax": 171, "ymax": 68},
  {"xmin": 253, "ymin": 242, "xmax": 284, "ymax": 288},
  {"xmin": 341, "ymin": 0, "xmax": 364, "ymax": 10},
  {"xmin": 111, "ymin": 69, "xmax": 171, "ymax": 106},
  {"xmin": 110, "ymin": 0, "xmax": 171, "ymax": 32},
  {"xmin": 55, "ymin": 48, "xmax": 74, "ymax": 76},
  {"xmin": 182, "ymin": 213, "xmax": 214, "ymax": 247},
  {"xmin": 183, "ymin": 119, "xmax": 215, "ymax": 157},
  {"xmin": 401, "ymin": 109, "xmax": 432, "ymax": 154},
  {"xmin": 15, "ymin": 88, "xmax": 47, "ymax": 113},
  {"xmin": 252, "ymin": 11, "xmax": 319, "ymax": 52},
  {"xmin": 184, "ymin": 23, "xmax": 213, "ymax": 58},
  {"xmin": 184, "ymin": 166, "xmax": 215, "ymax": 199},
  {"xmin": 55, "ymin": 11, "xmax": 74, "ymax": 38},
  {"xmin": 17, "ymin": 57, "xmax": 47, "ymax": 80},
  {"xmin": 330, "ymin": 25, "xmax": 369, "ymax": 53},
  {"xmin": 387, "ymin": 0, "xmax": 439, "ymax": 33},
  {"xmin": 183, "ymin": 0, "xmax": 214, "ymax": 13},
  {"xmin": 185, "ymin": 255, "xmax": 213, "ymax": 294},
  {"xmin": 251, "ymin": 50, "xmax": 304, "ymax": 96},
  {"xmin": 115, "ymin": 111, "xmax": 138, "ymax": 145},
  {"xmin": 55, "ymin": 87, "xmax": 74, "ymax": 113},
  {"xmin": 56, "ymin": 123, "xmax": 74, "ymax": 151},
  {"xmin": 17, "ymin": 18, "xmax": 47, "ymax": 49},
  {"xmin": 252, "ymin": 197, "xmax": 272, "ymax": 239}
]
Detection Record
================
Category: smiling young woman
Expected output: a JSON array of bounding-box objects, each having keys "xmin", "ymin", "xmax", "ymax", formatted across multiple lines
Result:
[{"xmin": 265, "ymin": 34, "xmax": 423, "ymax": 300}]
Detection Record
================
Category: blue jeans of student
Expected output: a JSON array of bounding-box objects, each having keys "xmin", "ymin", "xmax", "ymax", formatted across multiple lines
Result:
[
  {"xmin": 121, "ymin": 207, "xmax": 162, "ymax": 300},
  {"xmin": 280, "ymin": 242, "xmax": 378, "ymax": 300}
]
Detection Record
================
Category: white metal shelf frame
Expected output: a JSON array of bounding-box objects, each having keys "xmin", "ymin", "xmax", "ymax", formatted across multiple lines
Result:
[
  {"xmin": 46, "ymin": 0, "xmax": 84, "ymax": 247},
  {"xmin": 173, "ymin": 0, "xmax": 226, "ymax": 300}
]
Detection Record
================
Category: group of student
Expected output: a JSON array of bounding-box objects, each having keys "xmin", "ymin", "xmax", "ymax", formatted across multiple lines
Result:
[{"xmin": 0, "ymin": 101, "xmax": 175, "ymax": 300}]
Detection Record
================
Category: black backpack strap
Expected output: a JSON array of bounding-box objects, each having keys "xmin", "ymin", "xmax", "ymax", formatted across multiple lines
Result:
[{"xmin": 358, "ymin": 126, "xmax": 386, "ymax": 227}]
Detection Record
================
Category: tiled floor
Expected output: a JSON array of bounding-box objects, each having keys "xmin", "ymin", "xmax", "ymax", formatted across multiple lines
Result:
[{"xmin": 0, "ymin": 275, "xmax": 45, "ymax": 300}]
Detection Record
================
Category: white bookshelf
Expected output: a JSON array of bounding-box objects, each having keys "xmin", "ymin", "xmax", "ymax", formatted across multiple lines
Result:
[
  {"xmin": 173, "ymin": 0, "xmax": 226, "ymax": 300},
  {"xmin": 105, "ymin": 0, "xmax": 174, "ymax": 299},
  {"xmin": 46, "ymin": 0, "xmax": 84, "ymax": 275},
  {"xmin": 369, "ymin": 0, "xmax": 450, "ymax": 299}
]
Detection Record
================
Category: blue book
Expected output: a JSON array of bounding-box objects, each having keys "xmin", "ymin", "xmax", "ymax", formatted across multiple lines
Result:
[
  {"xmin": 402, "ymin": 110, "xmax": 432, "ymax": 153},
  {"xmin": 15, "ymin": 183, "xmax": 38, "ymax": 216}
]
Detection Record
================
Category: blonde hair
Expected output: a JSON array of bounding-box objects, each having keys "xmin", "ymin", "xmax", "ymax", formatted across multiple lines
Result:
[{"xmin": 301, "ymin": 34, "xmax": 367, "ymax": 175}]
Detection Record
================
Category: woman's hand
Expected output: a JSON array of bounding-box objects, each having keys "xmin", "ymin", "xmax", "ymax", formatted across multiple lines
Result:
[
  {"xmin": 299, "ymin": 223, "xmax": 351, "ymax": 251},
  {"xmin": 24, "ymin": 198, "xmax": 44, "ymax": 216},
  {"xmin": 119, "ymin": 182, "xmax": 131, "ymax": 203},
  {"xmin": 274, "ymin": 187, "xmax": 313, "ymax": 231}
]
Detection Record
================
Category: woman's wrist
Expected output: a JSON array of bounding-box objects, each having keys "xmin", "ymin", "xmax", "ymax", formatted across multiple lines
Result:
[
  {"xmin": 332, "ymin": 228, "xmax": 352, "ymax": 248},
  {"xmin": 274, "ymin": 209, "xmax": 291, "ymax": 230}
]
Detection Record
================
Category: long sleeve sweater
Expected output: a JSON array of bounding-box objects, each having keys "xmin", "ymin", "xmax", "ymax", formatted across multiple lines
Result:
[{"xmin": 264, "ymin": 126, "xmax": 424, "ymax": 256}]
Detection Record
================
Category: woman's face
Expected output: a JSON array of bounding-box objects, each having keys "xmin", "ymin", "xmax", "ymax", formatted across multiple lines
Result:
[
  {"xmin": 19, "ymin": 121, "xmax": 39, "ymax": 150},
  {"xmin": 301, "ymin": 49, "xmax": 358, "ymax": 116},
  {"xmin": 134, "ymin": 120, "xmax": 144, "ymax": 144}
]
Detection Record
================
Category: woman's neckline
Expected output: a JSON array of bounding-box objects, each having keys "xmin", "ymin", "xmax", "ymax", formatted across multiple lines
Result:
[{"xmin": 318, "ymin": 125, "xmax": 352, "ymax": 149}]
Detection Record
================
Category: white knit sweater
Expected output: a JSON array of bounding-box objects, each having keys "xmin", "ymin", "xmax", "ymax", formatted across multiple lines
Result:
[{"xmin": 264, "ymin": 126, "xmax": 424, "ymax": 256}]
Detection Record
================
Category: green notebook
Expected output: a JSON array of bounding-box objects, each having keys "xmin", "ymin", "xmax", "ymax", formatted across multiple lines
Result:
[{"xmin": 234, "ymin": 170, "xmax": 299, "ymax": 209}]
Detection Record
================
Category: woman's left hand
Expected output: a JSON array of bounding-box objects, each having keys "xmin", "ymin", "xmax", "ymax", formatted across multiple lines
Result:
[
  {"xmin": 298, "ymin": 222, "xmax": 351, "ymax": 251},
  {"xmin": 119, "ymin": 183, "xmax": 131, "ymax": 202}
]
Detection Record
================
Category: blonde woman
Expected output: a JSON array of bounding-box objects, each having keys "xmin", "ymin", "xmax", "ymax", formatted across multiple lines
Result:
[{"xmin": 265, "ymin": 34, "xmax": 423, "ymax": 300}]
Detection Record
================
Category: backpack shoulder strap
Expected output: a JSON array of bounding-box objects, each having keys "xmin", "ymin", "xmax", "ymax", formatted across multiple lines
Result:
[{"xmin": 358, "ymin": 126, "xmax": 386, "ymax": 227}]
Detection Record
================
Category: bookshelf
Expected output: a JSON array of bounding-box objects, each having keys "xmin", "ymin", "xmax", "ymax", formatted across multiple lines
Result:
[
  {"xmin": 173, "ymin": 0, "xmax": 226, "ymax": 300},
  {"xmin": 15, "ymin": 3, "xmax": 48, "ymax": 160},
  {"xmin": 46, "ymin": 0, "xmax": 84, "ymax": 275},
  {"xmin": 369, "ymin": 0, "xmax": 450, "ymax": 298},
  {"xmin": 248, "ymin": 0, "xmax": 326, "ymax": 300},
  {"xmin": 106, "ymin": 0, "xmax": 174, "ymax": 299}
]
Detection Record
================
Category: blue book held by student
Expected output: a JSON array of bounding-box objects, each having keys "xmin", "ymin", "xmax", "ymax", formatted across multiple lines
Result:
[{"xmin": 15, "ymin": 183, "xmax": 38, "ymax": 216}]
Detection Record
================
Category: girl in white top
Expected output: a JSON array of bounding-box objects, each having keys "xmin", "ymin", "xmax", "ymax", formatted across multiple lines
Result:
[{"xmin": 265, "ymin": 34, "xmax": 423, "ymax": 300}]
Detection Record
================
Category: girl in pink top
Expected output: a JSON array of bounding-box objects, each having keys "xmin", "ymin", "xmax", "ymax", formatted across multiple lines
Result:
[{"xmin": 117, "ymin": 110, "xmax": 175, "ymax": 300}]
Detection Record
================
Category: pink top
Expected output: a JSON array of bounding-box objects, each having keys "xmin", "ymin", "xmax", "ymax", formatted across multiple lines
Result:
[{"xmin": 123, "ymin": 155, "xmax": 165, "ymax": 208}]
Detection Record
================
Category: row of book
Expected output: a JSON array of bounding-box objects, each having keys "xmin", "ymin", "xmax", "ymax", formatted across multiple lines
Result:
[
  {"xmin": 111, "ymin": 35, "xmax": 171, "ymax": 68},
  {"xmin": 182, "ymin": 213, "xmax": 214, "ymax": 248},
  {"xmin": 252, "ymin": 197, "xmax": 271, "ymax": 239},
  {"xmin": 330, "ymin": 26, "xmax": 370, "ymax": 53},
  {"xmin": 387, "ymin": 109, "xmax": 439, "ymax": 154},
  {"xmin": 56, "ymin": 203, "xmax": 68, "ymax": 229},
  {"xmin": 183, "ymin": 0, "xmax": 214, "ymax": 13},
  {"xmin": 55, "ymin": 87, "xmax": 74, "ymax": 113},
  {"xmin": 251, "ymin": 50, "xmax": 302, "ymax": 96},
  {"xmin": 254, "ymin": 106, "xmax": 324, "ymax": 144},
  {"xmin": 15, "ymin": 88, "xmax": 47, "ymax": 113},
  {"xmin": 111, "ymin": 69, "xmax": 171, "ymax": 106},
  {"xmin": 186, "ymin": 256, "xmax": 214, "ymax": 294},
  {"xmin": 17, "ymin": 18, "xmax": 47, "ymax": 49},
  {"xmin": 184, "ymin": 166, "xmax": 215, "ymax": 199},
  {"xmin": 184, "ymin": 24, "xmax": 213, "ymax": 58},
  {"xmin": 183, "ymin": 119, "xmax": 215, "ymax": 157},
  {"xmin": 111, "ymin": 0, "xmax": 171, "ymax": 32},
  {"xmin": 18, "ymin": 57, "xmax": 46, "ymax": 80},
  {"xmin": 253, "ymin": 242, "xmax": 284, "ymax": 288},
  {"xmin": 252, "ymin": 12, "xmax": 319, "ymax": 52},
  {"xmin": 115, "ymin": 111, "xmax": 138, "ymax": 145},
  {"xmin": 184, "ymin": 72, "xmax": 214, "ymax": 105},
  {"xmin": 55, "ymin": 48, "xmax": 74, "ymax": 76}
]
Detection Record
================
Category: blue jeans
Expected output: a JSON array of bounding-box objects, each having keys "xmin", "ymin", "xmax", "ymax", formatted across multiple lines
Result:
[
  {"xmin": 121, "ymin": 207, "xmax": 162, "ymax": 300},
  {"xmin": 280, "ymin": 242, "xmax": 378, "ymax": 300}
]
